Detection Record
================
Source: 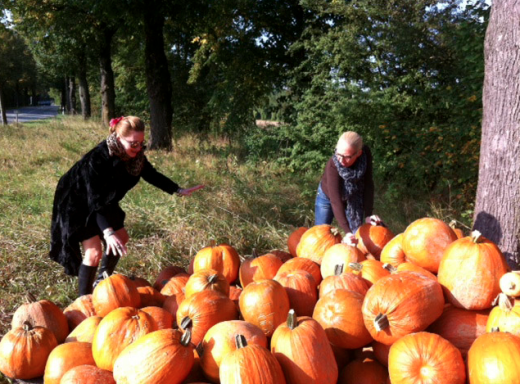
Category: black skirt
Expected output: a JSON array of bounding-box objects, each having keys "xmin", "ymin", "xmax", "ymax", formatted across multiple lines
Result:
[{"xmin": 77, "ymin": 205, "xmax": 126, "ymax": 242}]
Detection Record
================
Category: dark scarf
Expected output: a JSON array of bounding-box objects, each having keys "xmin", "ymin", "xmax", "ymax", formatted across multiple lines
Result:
[
  {"xmin": 106, "ymin": 133, "xmax": 145, "ymax": 176},
  {"xmin": 332, "ymin": 150, "xmax": 367, "ymax": 232}
]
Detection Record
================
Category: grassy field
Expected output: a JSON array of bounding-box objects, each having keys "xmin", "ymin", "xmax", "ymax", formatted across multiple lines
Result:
[{"xmin": 0, "ymin": 116, "xmax": 458, "ymax": 383}]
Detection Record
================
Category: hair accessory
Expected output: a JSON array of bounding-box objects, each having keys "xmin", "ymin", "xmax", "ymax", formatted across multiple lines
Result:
[{"xmin": 109, "ymin": 116, "xmax": 125, "ymax": 128}]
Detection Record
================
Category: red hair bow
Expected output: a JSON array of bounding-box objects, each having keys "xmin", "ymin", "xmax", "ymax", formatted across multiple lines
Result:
[{"xmin": 109, "ymin": 116, "xmax": 124, "ymax": 128}]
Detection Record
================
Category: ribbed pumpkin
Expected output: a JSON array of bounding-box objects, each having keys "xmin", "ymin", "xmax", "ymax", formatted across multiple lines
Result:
[
  {"xmin": 141, "ymin": 306, "xmax": 175, "ymax": 330},
  {"xmin": 239, "ymin": 279, "xmax": 290, "ymax": 337},
  {"xmin": 313, "ymin": 289, "xmax": 373, "ymax": 349},
  {"xmin": 486, "ymin": 293, "xmax": 520, "ymax": 336},
  {"xmin": 137, "ymin": 286, "xmax": 166, "ymax": 307},
  {"xmin": 271, "ymin": 310, "xmax": 338, "ymax": 384},
  {"xmin": 162, "ymin": 291, "xmax": 185, "ymax": 327},
  {"xmin": 438, "ymin": 230, "xmax": 510, "ymax": 310},
  {"xmin": 467, "ymin": 331, "xmax": 520, "ymax": 384},
  {"xmin": 11, "ymin": 293, "xmax": 69, "ymax": 344},
  {"xmin": 43, "ymin": 341, "xmax": 95, "ymax": 384},
  {"xmin": 355, "ymin": 222, "xmax": 395, "ymax": 259},
  {"xmin": 402, "ymin": 217, "xmax": 458, "ymax": 273},
  {"xmin": 288, "ymin": 226, "xmax": 308, "ymax": 257},
  {"xmin": 185, "ymin": 268, "xmax": 230, "ymax": 299},
  {"xmin": 388, "ymin": 332, "xmax": 466, "ymax": 384},
  {"xmin": 113, "ymin": 329, "xmax": 194, "ymax": 384},
  {"xmin": 193, "ymin": 242, "xmax": 241, "ymax": 284},
  {"xmin": 338, "ymin": 357, "xmax": 388, "ymax": 384},
  {"xmin": 319, "ymin": 266, "xmax": 371, "ymax": 298},
  {"xmin": 347, "ymin": 259, "xmax": 390, "ymax": 286},
  {"xmin": 92, "ymin": 274, "xmax": 141, "ymax": 317},
  {"xmin": 274, "ymin": 270, "xmax": 318, "ymax": 317},
  {"xmin": 219, "ymin": 335, "xmax": 286, "ymax": 384},
  {"xmin": 153, "ymin": 265, "xmax": 187, "ymax": 291},
  {"xmin": 320, "ymin": 243, "xmax": 366, "ymax": 279},
  {"xmin": 276, "ymin": 257, "xmax": 322, "ymax": 286},
  {"xmin": 177, "ymin": 290, "xmax": 238, "ymax": 346},
  {"xmin": 200, "ymin": 320, "xmax": 268, "ymax": 383},
  {"xmin": 380, "ymin": 233, "xmax": 406, "ymax": 268},
  {"xmin": 372, "ymin": 341, "xmax": 391, "ymax": 367},
  {"xmin": 129, "ymin": 275, "xmax": 152, "ymax": 288},
  {"xmin": 65, "ymin": 315, "xmax": 102, "ymax": 343},
  {"xmin": 239, "ymin": 252, "xmax": 283, "ymax": 288},
  {"xmin": 362, "ymin": 272, "xmax": 444, "ymax": 345},
  {"xmin": 63, "ymin": 294, "xmax": 96, "ymax": 331},
  {"xmin": 384, "ymin": 262, "xmax": 437, "ymax": 281},
  {"xmin": 0, "ymin": 321, "xmax": 58, "ymax": 380},
  {"xmin": 426, "ymin": 304, "xmax": 488, "ymax": 358},
  {"xmin": 60, "ymin": 365, "xmax": 116, "ymax": 384},
  {"xmin": 270, "ymin": 249, "xmax": 293, "ymax": 263},
  {"xmin": 296, "ymin": 224, "xmax": 342, "ymax": 265},
  {"xmin": 92, "ymin": 307, "xmax": 157, "ymax": 371},
  {"xmin": 500, "ymin": 271, "xmax": 520, "ymax": 297},
  {"xmin": 159, "ymin": 274, "xmax": 190, "ymax": 296}
]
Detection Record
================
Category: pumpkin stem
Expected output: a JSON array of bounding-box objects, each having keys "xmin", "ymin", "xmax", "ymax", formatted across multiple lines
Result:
[
  {"xmin": 22, "ymin": 321, "xmax": 33, "ymax": 331},
  {"xmin": 471, "ymin": 230, "xmax": 482, "ymax": 243},
  {"xmin": 195, "ymin": 341, "xmax": 204, "ymax": 357},
  {"xmin": 331, "ymin": 227, "xmax": 340, "ymax": 237},
  {"xmin": 209, "ymin": 239, "xmax": 217, "ymax": 247},
  {"xmin": 348, "ymin": 262, "xmax": 363, "ymax": 272},
  {"xmin": 102, "ymin": 271, "xmax": 110, "ymax": 280},
  {"xmin": 495, "ymin": 293, "xmax": 514, "ymax": 312},
  {"xmin": 208, "ymin": 274, "xmax": 219, "ymax": 284},
  {"xmin": 383, "ymin": 263, "xmax": 397, "ymax": 273},
  {"xmin": 287, "ymin": 309, "xmax": 297, "ymax": 330},
  {"xmin": 490, "ymin": 326, "xmax": 500, "ymax": 333},
  {"xmin": 235, "ymin": 334, "xmax": 248, "ymax": 349},
  {"xmin": 449, "ymin": 220, "xmax": 457, "ymax": 229},
  {"xmin": 26, "ymin": 292, "xmax": 37, "ymax": 303},
  {"xmin": 374, "ymin": 313, "xmax": 389, "ymax": 331},
  {"xmin": 180, "ymin": 316, "xmax": 193, "ymax": 330},
  {"xmin": 334, "ymin": 264, "xmax": 344, "ymax": 276},
  {"xmin": 181, "ymin": 329, "xmax": 192, "ymax": 347}
]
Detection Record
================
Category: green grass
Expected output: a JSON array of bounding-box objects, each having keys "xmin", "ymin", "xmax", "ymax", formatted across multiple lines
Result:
[{"xmin": 0, "ymin": 116, "xmax": 460, "ymax": 383}]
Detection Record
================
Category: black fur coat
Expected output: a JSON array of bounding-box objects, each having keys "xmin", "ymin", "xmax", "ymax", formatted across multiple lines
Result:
[{"xmin": 49, "ymin": 141, "xmax": 179, "ymax": 276}]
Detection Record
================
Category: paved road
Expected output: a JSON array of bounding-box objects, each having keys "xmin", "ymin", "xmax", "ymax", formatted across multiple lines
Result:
[{"xmin": 6, "ymin": 105, "xmax": 60, "ymax": 124}]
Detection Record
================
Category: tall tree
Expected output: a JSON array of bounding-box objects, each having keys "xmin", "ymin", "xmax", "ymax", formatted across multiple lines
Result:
[{"xmin": 473, "ymin": 0, "xmax": 520, "ymax": 267}]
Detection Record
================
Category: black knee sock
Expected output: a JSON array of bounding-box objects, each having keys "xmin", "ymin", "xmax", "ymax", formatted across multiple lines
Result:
[
  {"xmin": 96, "ymin": 253, "xmax": 121, "ymax": 283},
  {"xmin": 78, "ymin": 264, "xmax": 98, "ymax": 296}
]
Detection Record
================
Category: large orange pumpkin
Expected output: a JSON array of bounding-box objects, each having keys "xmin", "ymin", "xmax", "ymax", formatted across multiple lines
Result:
[
  {"xmin": 43, "ymin": 342, "xmax": 95, "ymax": 384},
  {"xmin": 219, "ymin": 335, "xmax": 286, "ymax": 384},
  {"xmin": 141, "ymin": 306, "xmax": 175, "ymax": 330},
  {"xmin": 160, "ymin": 273, "xmax": 189, "ymax": 296},
  {"xmin": 362, "ymin": 271, "xmax": 444, "ymax": 345},
  {"xmin": 288, "ymin": 226, "xmax": 308, "ymax": 257},
  {"xmin": 153, "ymin": 265, "xmax": 187, "ymax": 291},
  {"xmin": 379, "ymin": 233, "xmax": 406, "ymax": 268},
  {"xmin": 63, "ymin": 294, "xmax": 96, "ymax": 331},
  {"xmin": 467, "ymin": 331, "xmax": 520, "ymax": 384},
  {"xmin": 338, "ymin": 357, "xmax": 388, "ymax": 384},
  {"xmin": 274, "ymin": 270, "xmax": 318, "ymax": 317},
  {"xmin": 438, "ymin": 230, "xmax": 510, "ymax": 310},
  {"xmin": 296, "ymin": 224, "xmax": 342, "ymax": 265},
  {"xmin": 185, "ymin": 268, "xmax": 230, "ymax": 299},
  {"xmin": 355, "ymin": 222, "xmax": 395, "ymax": 259},
  {"xmin": 388, "ymin": 332, "xmax": 466, "ymax": 384},
  {"xmin": 347, "ymin": 259, "xmax": 390, "ymax": 286},
  {"xmin": 162, "ymin": 291, "xmax": 185, "ymax": 327},
  {"xmin": 200, "ymin": 320, "xmax": 268, "ymax": 383},
  {"xmin": 113, "ymin": 329, "xmax": 194, "ymax": 384},
  {"xmin": 0, "ymin": 321, "xmax": 58, "ymax": 380},
  {"xmin": 193, "ymin": 243, "xmax": 241, "ymax": 284},
  {"xmin": 319, "ymin": 267, "xmax": 371, "ymax": 298},
  {"xmin": 320, "ymin": 243, "xmax": 366, "ymax": 279},
  {"xmin": 60, "ymin": 365, "xmax": 116, "ymax": 384},
  {"xmin": 385, "ymin": 261, "xmax": 437, "ymax": 280},
  {"xmin": 239, "ymin": 252, "xmax": 283, "ymax": 287},
  {"xmin": 276, "ymin": 257, "xmax": 322, "ymax": 286},
  {"xmin": 92, "ymin": 274, "xmax": 141, "ymax": 317},
  {"xmin": 239, "ymin": 279, "xmax": 290, "ymax": 337},
  {"xmin": 402, "ymin": 217, "xmax": 458, "ymax": 273},
  {"xmin": 269, "ymin": 249, "xmax": 293, "ymax": 263},
  {"xmin": 65, "ymin": 316, "xmax": 102, "ymax": 343},
  {"xmin": 137, "ymin": 286, "xmax": 166, "ymax": 307},
  {"xmin": 271, "ymin": 310, "xmax": 338, "ymax": 384},
  {"xmin": 486, "ymin": 293, "xmax": 520, "ymax": 336}
]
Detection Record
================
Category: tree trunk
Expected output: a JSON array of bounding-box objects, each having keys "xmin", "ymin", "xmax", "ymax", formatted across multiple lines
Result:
[
  {"xmin": 78, "ymin": 51, "xmax": 91, "ymax": 120},
  {"xmin": 61, "ymin": 78, "xmax": 67, "ymax": 113},
  {"xmin": 473, "ymin": 0, "xmax": 520, "ymax": 268},
  {"xmin": 68, "ymin": 77, "xmax": 77, "ymax": 115},
  {"xmin": 0, "ymin": 84, "xmax": 7, "ymax": 125},
  {"xmin": 143, "ymin": 1, "xmax": 173, "ymax": 151},
  {"xmin": 99, "ymin": 26, "xmax": 116, "ymax": 126},
  {"xmin": 64, "ymin": 77, "xmax": 71, "ymax": 114}
]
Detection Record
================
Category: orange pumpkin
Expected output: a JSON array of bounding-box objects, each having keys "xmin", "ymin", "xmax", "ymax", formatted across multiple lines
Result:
[
  {"xmin": 275, "ymin": 257, "xmax": 323, "ymax": 286},
  {"xmin": 60, "ymin": 365, "xmax": 116, "ymax": 384},
  {"xmin": 153, "ymin": 265, "xmax": 187, "ymax": 291},
  {"xmin": 372, "ymin": 340, "xmax": 391, "ymax": 367},
  {"xmin": 331, "ymin": 344, "xmax": 353, "ymax": 372},
  {"xmin": 113, "ymin": 329, "xmax": 194, "ymax": 384},
  {"xmin": 65, "ymin": 316, "xmax": 102, "ymax": 343},
  {"xmin": 287, "ymin": 226, "xmax": 308, "ymax": 257},
  {"xmin": 379, "ymin": 233, "xmax": 406, "ymax": 268},
  {"xmin": 313, "ymin": 289, "xmax": 373, "ymax": 349},
  {"xmin": 388, "ymin": 332, "xmax": 465, "ymax": 384},
  {"xmin": 160, "ymin": 273, "xmax": 190, "ymax": 296},
  {"xmin": 269, "ymin": 249, "xmax": 293, "ymax": 263},
  {"xmin": 200, "ymin": 320, "xmax": 268, "ymax": 383},
  {"xmin": 0, "ymin": 321, "xmax": 58, "ymax": 380},
  {"xmin": 338, "ymin": 357, "xmax": 388, "ymax": 384},
  {"xmin": 402, "ymin": 217, "xmax": 458, "ymax": 273},
  {"xmin": 385, "ymin": 261, "xmax": 437, "ymax": 281},
  {"xmin": 141, "ymin": 306, "xmax": 175, "ymax": 330},
  {"xmin": 438, "ymin": 230, "xmax": 510, "ymax": 310},
  {"xmin": 486, "ymin": 293, "xmax": 520, "ymax": 336},
  {"xmin": 177, "ymin": 290, "xmax": 238, "ymax": 346},
  {"xmin": 43, "ymin": 342, "xmax": 95, "ymax": 384},
  {"xmin": 193, "ymin": 243, "xmax": 241, "ymax": 284},
  {"xmin": 229, "ymin": 285, "xmax": 243, "ymax": 312},
  {"xmin": 11, "ymin": 293, "xmax": 69, "ymax": 344},
  {"xmin": 296, "ymin": 224, "xmax": 342, "ymax": 265},
  {"xmin": 274, "ymin": 270, "xmax": 318, "ymax": 317},
  {"xmin": 92, "ymin": 274, "xmax": 141, "ymax": 317},
  {"xmin": 162, "ymin": 291, "xmax": 185, "ymax": 326},
  {"xmin": 347, "ymin": 259, "xmax": 390, "ymax": 286},
  {"xmin": 219, "ymin": 335, "xmax": 286, "ymax": 384},
  {"xmin": 239, "ymin": 279, "xmax": 290, "ymax": 337},
  {"xmin": 362, "ymin": 271, "xmax": 444, "ymax": 345},
  {"xmin": 137, "ymin": 286, "xmax": 166, "ymax": 307},
  {"xmin": 129, "ymin": 275, "xmax": 152, "ymax": 288},
  {"xmin": 63, "ymin": 294, "xmax": 96, "ymax": 331},
  {"xmin": 239, "ymin": 253, "xmax": 283, "ymax": 287},
  {"xmin": 185, "ymin": 268, "xmax": 230, "ymax": 299},
  {"xmin": 271, "ymin": 310, "xmax": 338, "ymax": 384},
  {"xmin": 320, "ymin": 243, "xmax": 366, "ymax": 279},
  {"xmin": 319, "ymin": 267, "xmax": 371, "ymax": 298},
  {"xmin": 467, "ymin": 331, "xmax": 520, "ymax": 383},
  {"xmin": 449, "ymin": 220, "xmax": 465, "ymax": 239},
  {"xmin": 355, "ymin": 222, "xmax": 395, "ymax": 259},
  {"xmin": 92, "ymin": 307, "xmax": 157, "ymax": 371}
]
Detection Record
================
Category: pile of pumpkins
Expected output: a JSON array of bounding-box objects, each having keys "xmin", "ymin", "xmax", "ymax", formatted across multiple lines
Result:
[{"xmin": 1, "ymin": 217, "xmax": 520, "ymax": 383}]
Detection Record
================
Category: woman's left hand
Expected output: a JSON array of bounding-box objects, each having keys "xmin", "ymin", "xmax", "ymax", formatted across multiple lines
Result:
[
  {"xmin": 178, "ymin": 185, "xmax": 205, "ymax": 196},
  {"xmin": 366, "ymin": 215, "xmax": 384, "ymax": 226}
]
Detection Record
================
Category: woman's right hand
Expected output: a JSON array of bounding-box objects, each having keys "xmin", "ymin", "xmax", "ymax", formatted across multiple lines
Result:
[
  {"xmin": 103, "ymin": 228, "xmax": 127, "ymax": 257},
  {"xmin": 342, "ymin": 232, "xmax": 358, "ymax": 246}
]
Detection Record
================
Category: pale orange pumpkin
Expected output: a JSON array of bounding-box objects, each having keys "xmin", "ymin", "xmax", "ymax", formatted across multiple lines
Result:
[
  {"xmin": 379, "ymin": 233, "xmax": 406, "ymax": 268},
  {"xmin": 193, "ymin": 242, "xmax": 241, "ymax": 284},
  {"xmin": 274, "ymin": 270, "xmax": 318, "ymax": 317},
  {"xmin": 65, "ymin": 316, "xmax": 102, "ymax": 343},
  {"xmin": 486, "ymin": 293, "xmax": 520, "ymax": 337},
  {"xmin": 184, "ymin": 268, "xmax": 230, "ymax": 299},
  {"xmin": 320, "ymin": 243, "xmax": 366, "ymax": 279},
  {"xmin": 60, "ymin": 365, "xmax": 116, "ymax": 384},
  {"xmin": 141, "ymin": 306, "xmax": 175, "ymax": 330},
  {"xmin": 319, "ymin": 266, "xmax": 371, "ymax": 298},
  {"xmin": 347, "ymin": 259, "xmax": 390, "ymax": 286},
  {"xmin": 275, "ymin": 257, "xmax": 323, "ymax": 286},
  {"xmin": 239, "ymin": 252, "xmax": 283, "ymax": 287},
  {"xmin": 43, "ymin": 342, "xmax": 95, "ymax": 384},
  {"xmin": 92, "ymin": 274, "xmax": 141, "ymax": 317},
  {"xmin": 63, "ymin": 294, "xmax": 97, "ymax": 331},
  {"xmin": 287, "ymin": 226, "xmax": 308, "ymax": 257},
  {"xmin": 500, "ymin": 271, "xmax": 520, "ymax": 297},
  {"xmin": 296, "ymin": 224, "xmax": 342, "ymax": 265},
  {"xmin": 355, "ymin": 222, "xmax": 395, "ymax": 259},
  {"xmin": 384, "ymin": 261, "xmax": 437, "ymax": 281}
]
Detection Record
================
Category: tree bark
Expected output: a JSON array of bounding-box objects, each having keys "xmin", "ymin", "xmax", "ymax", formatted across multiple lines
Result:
[
  {"xmin": 99, "ymin": 26, "xmax": 116, "ymax": 126},
  {"xmin": 68, "ymin": 77, "xmax": 77, "ymax": 115},
  {"xmin": 64, "ymin": 77, "xmax": 71, "ymax": 114},
  {"xmin": 0, "ymin": 84, "xmax": 7, "ymax": 125},
  {"xmin": 143, "ymin": 1, "xmax": 173, "ymax": 150},
  {"xmin": 473, "ymin": 0, "xmax": 520, "ymax": 267},
  {"xmin": 78, "ymin": 50, "xmax": 91, "ymax": 120}
]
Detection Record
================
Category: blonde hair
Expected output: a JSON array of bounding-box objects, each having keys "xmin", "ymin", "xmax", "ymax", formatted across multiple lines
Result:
[
  {"xmin": 109, "ymin": 116, "xmax": 145, "ymax": 136},
  {"xmin": 337, "ymin": 131, "xmax": 363, "ymax": 151}
]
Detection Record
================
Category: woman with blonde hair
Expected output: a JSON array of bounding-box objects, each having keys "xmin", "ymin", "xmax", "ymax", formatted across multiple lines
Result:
[
  {"xmin": 315, "ymin": 131, "xmax": 381, "ymax": 244},
  {"xmin": 50, "ymin": 116, "xmax": 203, "ymax": 296}
]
